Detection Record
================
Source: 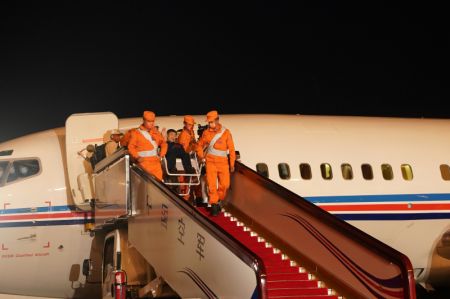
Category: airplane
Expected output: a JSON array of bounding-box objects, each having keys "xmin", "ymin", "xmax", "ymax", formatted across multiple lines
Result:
[{"xmin": 0, "ymin": 112, "xmax": 449, "ymax": 298}]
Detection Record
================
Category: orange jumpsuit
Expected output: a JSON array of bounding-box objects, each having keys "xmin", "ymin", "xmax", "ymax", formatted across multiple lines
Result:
[
  {"xmin": 127, "ymin": 125, "xmax": 167, "ymax": 181},
  {"xmin": 196, "ymin": 124, "xmax": 235, "ymax": 204},
  {"xmin": 120, "ymin": 128, "xmax": 136, "ymax": 147},
  {"xmin": 177, "ymin": 127, "xmax": 197, "ymax": 199},
  {"xmin": 178, "ymin": 128, "xmax": 196, "ymax": 153}
]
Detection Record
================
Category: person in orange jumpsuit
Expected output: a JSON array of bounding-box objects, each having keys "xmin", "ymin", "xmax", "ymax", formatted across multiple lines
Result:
[
  {"xmin": 196, "ymin": 110, "xmax": 236, "ymax": 216},
  {"xmin": 127, "ymin": 111, "xmax": 167, "ymax": 181},
  {"xmin": 120, "ymin": 128, "xmax": 136, "ymax": 147},
  {"xmin": 177, "ymin": 115, "xmax": 198, "ymax": 200},
  {"xmin": 178, "ymin": 115, "xmax": 197, "ymax": 154}
]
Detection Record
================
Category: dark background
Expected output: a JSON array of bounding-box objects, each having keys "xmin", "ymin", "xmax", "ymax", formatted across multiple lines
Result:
[{"xmin": 1, "ymin": 2, "xmax": 449, "ymax": 142}]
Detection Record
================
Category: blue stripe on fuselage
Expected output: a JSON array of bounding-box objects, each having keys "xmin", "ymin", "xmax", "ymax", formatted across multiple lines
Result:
[
  {"xmin": 335, "ymin": 213, "xmax": 450, "ymax": 221},
  {"xmin": 0, "ymin": 219, "xmax": 91, "ymax": 228},
  {"xmin": 306, "ymin": 193, "xmax": 450, "ymax": 203},
  {"xmin": 0, "ymin": 205, "xmax": 75, "ymax": 215}
]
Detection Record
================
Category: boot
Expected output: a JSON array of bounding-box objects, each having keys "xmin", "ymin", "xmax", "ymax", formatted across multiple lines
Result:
[{"xmin": 210, "ymin": 203, "xmax": 220, "ymax": 216}]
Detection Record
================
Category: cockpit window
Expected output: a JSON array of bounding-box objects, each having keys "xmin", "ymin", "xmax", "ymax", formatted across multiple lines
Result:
[
  {"xmin": 16, "ymin": 160, "xmax": 40, "ymax": 177},
  {"xmin": 7, "ymin": 163, "xmax": 17, "ymax": 183},
  {"xmin": 0, "ymin": 150, "xmax": 13, "ymax": 156},
  {"xmin": 0, "ymin": 161, "xmax": 8, "ymax": 184},
  {"xmin": 0, "ymin": 159, "xmax": 41, "ymax": 187}
]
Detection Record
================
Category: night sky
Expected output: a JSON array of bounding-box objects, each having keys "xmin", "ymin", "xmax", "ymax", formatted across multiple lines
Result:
[{"xmin": 1, "ymin": 2, "xmax": 449, "ymax": 142}]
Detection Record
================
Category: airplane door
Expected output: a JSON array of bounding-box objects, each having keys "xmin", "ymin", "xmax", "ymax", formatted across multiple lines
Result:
[{"xmin": 66, "ymin": 112, "xmax": 118, "ymax": 210}]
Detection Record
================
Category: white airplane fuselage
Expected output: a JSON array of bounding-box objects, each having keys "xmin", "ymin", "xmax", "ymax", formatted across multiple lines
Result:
[{"xmin": 1, "ymin": 114, "xmax": 450, "ymax": 298}]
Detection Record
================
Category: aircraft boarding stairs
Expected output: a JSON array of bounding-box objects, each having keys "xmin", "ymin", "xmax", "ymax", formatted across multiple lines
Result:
[{"xmin": 92, "ymin": 149, "xmax": 416, "ymax": 299}]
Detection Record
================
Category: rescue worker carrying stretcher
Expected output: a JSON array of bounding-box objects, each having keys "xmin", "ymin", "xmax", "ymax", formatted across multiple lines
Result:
[
  {"xmin": 177, "ymin": 115, "xmax": 198, "ymax": 200},
  {"xmin": 196, "ymin": 110, "xmax": 236, "ymax": 216},
  {"xmin": 127, "ymin": 111, "xmax": 168, "ymax": 181},
  {"xmin": 178, "ymin": 115, "xmax": 197, "ymax": 153}
]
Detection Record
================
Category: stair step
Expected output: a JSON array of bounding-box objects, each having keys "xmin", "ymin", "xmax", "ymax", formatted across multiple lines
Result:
[
  {"xmin": 257, "ymin": 254, "xmax": 286, "ymax": 262},
  {"xmin": 262, "ymin": 259, "xmax": 293, "ymax": 268},
  {"xmin": 267, "ymin": 287, "xmax": 329, "ymax": 296},
  {"xmin": 267, "ymin": 280, "xmax": 318, "ymax": 288},
  {"xmin": 265, "ymin": 266, "xmax": 305, "ymax": 274},
  {"xmin": 266, "ymin": 272, "xmax": 311, "ymax": 281},
  {"xmin": 251, "ymin": 248, "xmax": 285, "ymax": 257}
]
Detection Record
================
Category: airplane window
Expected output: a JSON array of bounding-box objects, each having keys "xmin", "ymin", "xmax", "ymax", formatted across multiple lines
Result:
[
  {"xmin": 299, "ymin": 163, "xmax": 312, "ymax": 180},
  {"xmin": 361, "ymin": 164, "xmax": 373, "ymax": 180},
  {"xmin": 278, "ymin": 163, "xmax": 291, "ymax": 180},
  {"xmin": 341, "ymin": 163, "xmax": 353, "ymax": 180},
  {"xmin": 381, "ymin": 164, "xmax": 394, "ymax": 180},
  {"xmin": 7, "ymin": 164, "xmax": 18, "ymax": 183},
  {"xmin": 13, "ymin": 160, "xmax": 40, "ymax": 178},
  {"xmin": 3, "ymin": 159, "xmax": 41, "ymax": 186},
  {"xmin": 440, "ymin": 164, "xmax": 450, "ymax": 181},
  {"xmin": 0, "ymin": 150, "xmax": 13, "ymax": 156},
  {"xmin": 401, "ymin": 164, "xmax": 413, "ymax": 181},
  {"xmin": 256, "ymin": 163, "xmax": 269, "ymax": 178},
  {"xmin": 0, "ymin": 161, "xmax": 8, "ymax": 185},
  {"xmin": 320, "ymin": 163, "xmax": 333, "ymax": 180}
]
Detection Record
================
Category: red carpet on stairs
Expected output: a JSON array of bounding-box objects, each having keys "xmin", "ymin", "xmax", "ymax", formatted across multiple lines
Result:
[{"xmin": 197, "ymin": 207, "xmax": 341, "ymax": 299}]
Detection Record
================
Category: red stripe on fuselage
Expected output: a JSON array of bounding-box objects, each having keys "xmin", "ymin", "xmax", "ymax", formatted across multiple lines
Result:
[
  {"xmin": 0, "ymin": 212, "xmax": 92, "ymax": 221},
  {"xmin": 81, "ymin": 137, "xmax": 103, "ymax": 143}
]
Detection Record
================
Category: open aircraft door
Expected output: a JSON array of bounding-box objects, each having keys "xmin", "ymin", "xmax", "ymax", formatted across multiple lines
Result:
[{"xmin": 66, "ymin": 112, "xmax": 118, "ymax": 210}]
